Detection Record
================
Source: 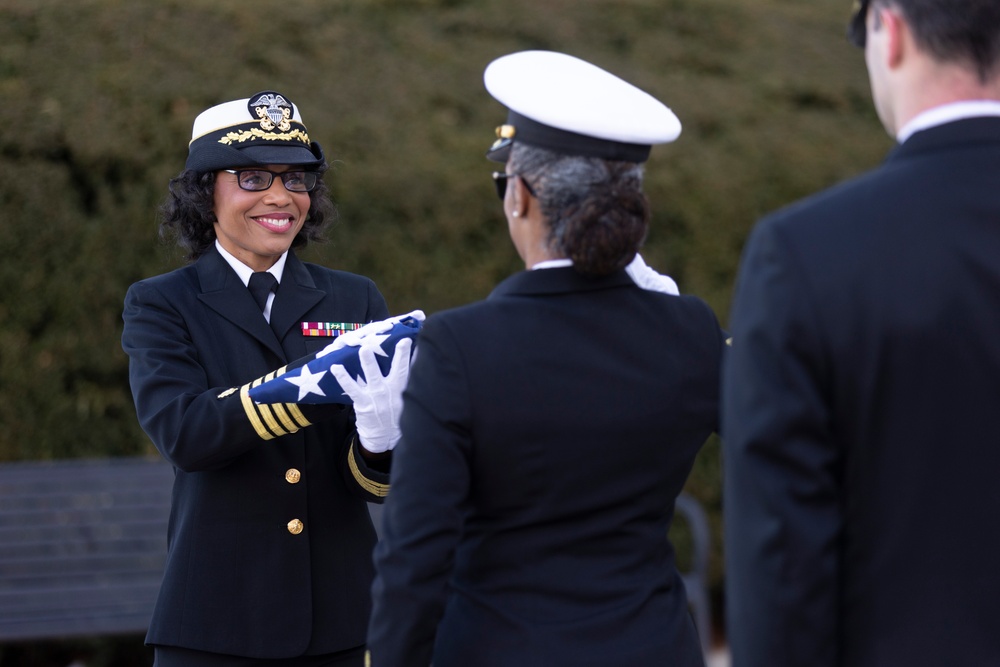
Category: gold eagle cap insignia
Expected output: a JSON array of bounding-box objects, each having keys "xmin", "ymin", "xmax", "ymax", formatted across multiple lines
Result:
[{"xmin": 249, "ymin": 92, "xmax": 293, "ymax": 133}]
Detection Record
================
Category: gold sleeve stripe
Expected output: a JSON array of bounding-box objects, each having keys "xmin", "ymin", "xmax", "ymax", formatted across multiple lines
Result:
[
  {"xmin": 284, "ymin": 403, "xmax": 312, "ymax": 429},
  {"xmin": 249, "ymin": 387, "xmax": 285, "ymax": 439},
  {"xmin": 348, "ymin": 440, "xmax": 389, "ymax": 498},
  {"xmin": 257, "ymin": 403, "xmax": 292, "ymax": 436},
  {"xmin": 240, "ymin": 383, "xmax": 276, "ymax": 440},
  {"xmin": 266, "ymin": 366, "xmax": 313, "ymax": 430},
  {"xmin": 270, "ymin": 403, "xmax": 303, "ymax": 434},
  {"xmin": 251, "ymin": 375, "xmax": 289, "ymax": 437},
  {"xmin": 238, "ymin": 366, "xmax": 314, "ymax": 441}
]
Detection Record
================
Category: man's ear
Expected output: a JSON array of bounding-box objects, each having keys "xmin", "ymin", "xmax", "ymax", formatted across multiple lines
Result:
[{"xmin": 881, "ymin": 7, "xmax": 906, "ymax": 69}]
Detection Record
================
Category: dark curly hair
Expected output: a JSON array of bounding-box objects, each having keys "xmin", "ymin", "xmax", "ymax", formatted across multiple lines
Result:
[
  {"xmin": 507, "ymin": 143, "xmax": 649, "ymax": 277},
  {"xmin": 159, "ymin": 168, "xmax": 337, "ymax": 261}
]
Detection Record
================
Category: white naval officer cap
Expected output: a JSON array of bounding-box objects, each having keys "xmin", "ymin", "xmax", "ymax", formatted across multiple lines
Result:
[
  {"xmin": 484, "ymin": 50, "xmax": 681, "ymax": 163},
  {"xmin": 185, "ymin": 90, "xmax": 325, "ymax": 173}
]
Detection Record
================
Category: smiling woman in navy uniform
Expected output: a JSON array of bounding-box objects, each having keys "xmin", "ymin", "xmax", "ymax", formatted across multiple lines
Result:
[
  {"xmin": 122, "ymin": 91, "xmax": 398, "ymax": 666},
  {"xmin": 366, "ymin": 52, "xmax": 725, "ymax": 667}
]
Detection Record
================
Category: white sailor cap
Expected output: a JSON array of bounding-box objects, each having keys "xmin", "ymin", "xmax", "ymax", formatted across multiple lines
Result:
[
  {"xmin": 484, "ymin": 50, "xmax": 681, "ymax": 163},
  {"xmin": 185, "ymin": 90, "xmax": 325, "ymax": 173}
]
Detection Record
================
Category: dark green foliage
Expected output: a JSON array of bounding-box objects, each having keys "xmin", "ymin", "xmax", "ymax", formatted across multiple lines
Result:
[{"xmin": 0, "ymin": 0, "xmax": 892, "ymax": 645}]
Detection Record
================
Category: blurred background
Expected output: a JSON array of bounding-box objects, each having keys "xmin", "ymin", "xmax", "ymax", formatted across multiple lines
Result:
[{"xmin": 0, "ymin": 0, "xmax": 892, "ymax": 663}]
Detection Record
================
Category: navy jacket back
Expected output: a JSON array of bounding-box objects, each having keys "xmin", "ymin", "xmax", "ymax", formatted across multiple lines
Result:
[
  {"xmin": 369, "ymin": 267, "xmax": 724, "ymax": 667},
  {"xmin": 724, "ymin": 118, "xmax": 1000, "ymax": 666}
]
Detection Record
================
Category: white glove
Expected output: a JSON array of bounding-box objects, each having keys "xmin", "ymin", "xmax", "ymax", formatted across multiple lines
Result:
[
  {"xmin": 626, "ymin": 253, "xmax": 679, "ymax": 295},
  {"xmin": 329, "ymin": 337, "xmax": 414, "ymax": 453}
]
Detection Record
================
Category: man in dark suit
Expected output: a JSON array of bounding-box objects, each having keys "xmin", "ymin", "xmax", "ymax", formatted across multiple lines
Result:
[
  {"xmin": 122, "ymin": 91, "xmax": 404, "ymax": 666},
  {"xmin": 722, "ymin": 2, "xmax": 1000, "ymax": 665}
]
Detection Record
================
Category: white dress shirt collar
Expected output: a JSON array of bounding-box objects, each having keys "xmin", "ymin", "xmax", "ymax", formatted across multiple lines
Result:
[
  {"xmin": 214, "ymin": 241, "xmax": 288, "ymax": 322},
  {"xmin": 897, "ymin": 100, "xmax": 1000, "ymax": 143},
  {"xmin": 531, "ymin": 258, "xmax": 573, "ymax": 270},
  {"xmin": 215, "ymin": 240, "xmax": 288, "ymax": 287}
]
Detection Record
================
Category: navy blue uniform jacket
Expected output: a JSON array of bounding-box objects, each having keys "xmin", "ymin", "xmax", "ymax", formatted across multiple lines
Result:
[
  {"xmin": 122, "ymin": 247, "xmax": 390, "ymax": 658},
  {"xmin": 368, "ymin": 267, "xmax": 724, "ymax": 667},
  {"xmin": 723, "ymin": 117, "xmax": 1000, "ymax": 666}
]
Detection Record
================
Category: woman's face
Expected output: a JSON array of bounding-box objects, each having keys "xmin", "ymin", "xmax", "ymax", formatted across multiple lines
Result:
[{"xmin": 212, "ymin": 165, "xmax": 310, "ymax": 271}]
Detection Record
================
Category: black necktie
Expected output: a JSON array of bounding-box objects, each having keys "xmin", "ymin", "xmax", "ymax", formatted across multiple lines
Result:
[{"xmin": 248, "ymin": 272, "xmax": 278, "ymax": 312}]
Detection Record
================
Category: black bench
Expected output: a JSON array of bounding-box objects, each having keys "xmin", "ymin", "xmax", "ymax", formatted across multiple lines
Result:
[{"xmin": 0, "ymin": 457, "xmax": 172, "ymax": 642}]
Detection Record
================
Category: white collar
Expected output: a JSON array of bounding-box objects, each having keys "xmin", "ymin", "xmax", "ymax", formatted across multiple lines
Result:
[
  {"xmin": 531, "ymin": 258, "xmax": 573, "ymax": 270},
  {"xmin": 897, "ymin": 100, "xmax": 1000, "ymax": 143},
  {"xmin": 215, "ymin": 240, "xmax": 288, "ymax": 286}
]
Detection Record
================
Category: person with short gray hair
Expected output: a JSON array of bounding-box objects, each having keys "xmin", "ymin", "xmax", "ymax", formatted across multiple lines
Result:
[
  {"xmin": 503, "ymin": 143, "xmax": 650, "ymax": 277},
  {"xmin": 366, "ymin": 50, "xmax": 724, "ymax": 667}
]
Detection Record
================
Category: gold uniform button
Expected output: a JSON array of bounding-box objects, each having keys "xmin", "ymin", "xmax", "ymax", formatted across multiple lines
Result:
[
  {"xmin": 287, "ymin": 519, "xmax": 304, "ymax": 535},
  {"xmin": 285, "ymin": 468, "xmax": 301, "ymax": 484}
]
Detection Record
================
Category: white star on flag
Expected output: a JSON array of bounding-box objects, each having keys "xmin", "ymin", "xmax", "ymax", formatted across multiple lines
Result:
[
  {"xmin": 357, "ymin": 332, "xmax": 391, "ymax": 357},
  {"xmin": 283, "ymin": 365, "xmax": 327, "ymax": 401}
]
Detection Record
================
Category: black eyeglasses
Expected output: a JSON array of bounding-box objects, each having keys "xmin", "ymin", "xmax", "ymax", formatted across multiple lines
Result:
[
  {"xmin": 223, "ymin": 169, "xmax": 318, "ymax": 193},
  {"xmin": 491, "ymin": 172, "xmax": 536, "ymax": 201}
]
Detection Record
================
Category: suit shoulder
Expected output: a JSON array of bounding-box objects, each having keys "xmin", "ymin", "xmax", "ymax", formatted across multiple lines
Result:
[
  {"xmin": 416, "ymin": 299, "xmax": 499, "ymax": 343},
  {"xmin": 674, "ymin": 293, "xmax": 722, "ymax": 324},
  {"xmin": 760, "ymin": 165, "xmax": 886, "ymax": 236},
  {"xmin": 420, "ymin": 300, "xmax": 484, "ymax": 328},
  {"xmin": 126, "ymin": 264, "xmax": 199, "ymax": 299},
  {"xmin": 659, "ymin": 293, "xmax": 725, "ymax": 353}
]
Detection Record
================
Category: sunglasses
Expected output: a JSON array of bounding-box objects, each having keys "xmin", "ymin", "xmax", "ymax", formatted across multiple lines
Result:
[
  {"xmin": 223, "ymin": 169, "xmax": 319, "ymax": 193},
  {"xmin": 491, "ymin": 172, "xmax": 536, "ymax": 201}
]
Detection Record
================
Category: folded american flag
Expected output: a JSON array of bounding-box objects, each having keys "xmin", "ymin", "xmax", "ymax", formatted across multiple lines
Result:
[{"xmin": 248, "ymin": 311, "xmax": 424, "ymax": 405}]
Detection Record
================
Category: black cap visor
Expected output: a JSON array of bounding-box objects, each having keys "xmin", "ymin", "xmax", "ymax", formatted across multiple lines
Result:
[{"xmin": 485, "ymin": 110, "xmax": 652, "ymax": 164}]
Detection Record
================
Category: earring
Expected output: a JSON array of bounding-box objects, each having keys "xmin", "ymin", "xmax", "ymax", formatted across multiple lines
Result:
[{"xmin": 512, "ymin": 211, "xmax": 520, "ymax": 218}]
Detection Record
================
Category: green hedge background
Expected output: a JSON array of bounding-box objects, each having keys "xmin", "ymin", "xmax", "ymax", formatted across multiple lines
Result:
[{"xmin": 1, "ymin": 0, "xmax": 891, "ymax": 661}]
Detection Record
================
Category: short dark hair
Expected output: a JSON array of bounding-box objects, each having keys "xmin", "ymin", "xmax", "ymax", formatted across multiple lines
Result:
[
  {"xmin": 873, "ymin": 0, "xmax": 1000, "ymax": 82},
  {"xmin": 159, "ymin": 169, "xmax": 336, "ymax": 261},
  {"xmin": 507, "ymin": 144, "xmax": 649, "ymax": 277}
]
